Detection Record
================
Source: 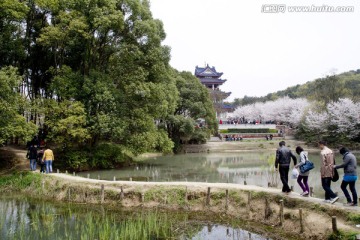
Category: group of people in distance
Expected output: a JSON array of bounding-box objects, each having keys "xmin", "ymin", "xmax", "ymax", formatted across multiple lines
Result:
[
  {"xmin": 26, "ymin": 143, "xmax": 54, "ymax": 174},
  {"xmin": 275, "ymin": 140, "xmax": 358, "ymax": 206}
]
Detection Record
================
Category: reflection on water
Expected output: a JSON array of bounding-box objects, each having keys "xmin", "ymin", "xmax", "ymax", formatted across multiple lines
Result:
[
  {"xmin": 187, "ymin": 225, "xmax": 267, "ymax": 240},
  {"xmin": 0, "ymin": 197, "xmax": 270, "ymax": 240},
  {"xmin": 79, "ymin": 152, "xmax": 360, "ymax": 199}
]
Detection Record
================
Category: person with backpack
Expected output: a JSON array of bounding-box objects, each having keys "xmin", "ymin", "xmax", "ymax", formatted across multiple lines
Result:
[
  {"xmin": 334, "ymin": 147, "xmax": 358, "ymax": 206},
  {"xmin": 26, "ymin": 144, "xmax": 38, "ymax": 171},
  {"xmin": 275, "ymin": 141, "xmax": 297, "ymax": 194},
  {"xmin": 319, "ymin": 141, "xmax": 339, "ymax": 204},
  {"xmin": 37, "ymin": 148, "xmax": 45, "ymax": 173},
  {"xmin": 295, "ymin": 146, "xmax": 311, "ymax": 196}
]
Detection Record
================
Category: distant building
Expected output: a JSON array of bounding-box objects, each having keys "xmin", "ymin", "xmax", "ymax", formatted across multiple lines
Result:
[{"xmin": 195, "ymin": 64, "xmax": 233, "ymax": 119}]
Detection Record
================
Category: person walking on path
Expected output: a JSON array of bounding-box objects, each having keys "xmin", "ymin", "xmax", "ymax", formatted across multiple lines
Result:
[
  {"xmin": 42, "ymin": 147, "xmax": 54, "ymax": 174},
  {"xmin": 26, "ymin": 144, "xmax": 38, "ymax": 171},
  {"xmin": 319, "ymin": 141, "xmax": 339, "ymax": 204},
  {"xmin": 275, "ymin": 141, "xmax": 297, "ymax": 194},
  {"xmin": 295, "ymin": 146, "xmax": 310, "ymax": 196},
  {"xmin": 334, "ymin": 147, "xmax": 358, "ymax": 206},
  {"xmin": 37, "ymin": 148, "xmax": 45, "ymax": 173}
]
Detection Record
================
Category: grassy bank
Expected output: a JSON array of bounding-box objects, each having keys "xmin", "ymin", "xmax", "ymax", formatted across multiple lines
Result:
[{"xmin": 1, "ymin": 172, "xmax": 359, "ymax": 239}]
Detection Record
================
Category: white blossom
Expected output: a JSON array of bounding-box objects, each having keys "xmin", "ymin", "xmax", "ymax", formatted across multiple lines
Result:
[
  {"xmin": 232, "ymin": 97, "xmax": 310, "ymax": 125},
  {"xmin": 304, "ymin": 110, "xmax": 329, "ymax": 133},
  {"xmin": 327, "ymin": 98, "xmax": 360, "ymax": 138}
]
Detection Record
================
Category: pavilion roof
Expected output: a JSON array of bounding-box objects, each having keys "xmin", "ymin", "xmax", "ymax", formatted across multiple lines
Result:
[{"xmin": 195, "ymin": 64, "xmax": 223, "ymax": 78}]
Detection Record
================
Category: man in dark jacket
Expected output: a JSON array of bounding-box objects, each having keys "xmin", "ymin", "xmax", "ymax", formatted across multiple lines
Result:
[
  {"xmin": 275, "ymin": 141, "xmax": 297, "ymax": 193},
  {"xmin": 335, "ymin": 147, "xmax": 358, "ymax": 206},
  {"xmin": 26, "ymin": 144, "xmax": 38, "ymax": 171}
]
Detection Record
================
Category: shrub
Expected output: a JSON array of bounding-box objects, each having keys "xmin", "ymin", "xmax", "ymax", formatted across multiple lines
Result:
[
  {"xmin": 62, "ymin": 150, "xmax": 90, "ymax": 170},
  {"xmin": 57, "ymin": 143, "xmax": 134, "ymax": 171},
  {"xmin": 91, "ymin": 143, "xmax": 133, "ymax": 169},
  {"xmin": 188, "ymin": 128, "xmax": 208, "ymax": 144}
]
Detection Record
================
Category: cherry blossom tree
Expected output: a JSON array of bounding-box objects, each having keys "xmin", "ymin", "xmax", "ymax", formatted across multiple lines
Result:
[
  {"xmin": 231, "ymin": 97, "xmax": 309, "ymax": 125},
  {"xmin": 304, "ymin": 109, "xmax": 329, "ymax": 135},
  {"xmin": 327, "ymin": 98, "xmax": 360, "ymax": 139},
  {"xmin": 231, "ymin": 97, "xmax": 360, "ymax": 142}
]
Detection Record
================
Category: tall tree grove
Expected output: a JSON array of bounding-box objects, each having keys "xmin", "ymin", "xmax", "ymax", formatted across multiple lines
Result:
[{"xmin": 0, "ymin": 0, "xmax": 217, "ymax": 169}]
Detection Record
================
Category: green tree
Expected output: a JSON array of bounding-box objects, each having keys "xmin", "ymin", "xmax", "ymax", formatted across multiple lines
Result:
[
  {"xmin": 44, "ymin": 100, "xmax": 90, "ymax": 147},
  {"xmin": 0, "ymin": 67, "xmax": 37, "ymax": 144},
  {"xmin": 308, "ymin": 74, "xmax": 346, "ymax": 106},
  {"xmin": 166, "ymin": 70, "xmax": 217, "ymax": 152},
  {"xmin": 0, "ymin": 0, "xmax": 218, "ymax": 169}
]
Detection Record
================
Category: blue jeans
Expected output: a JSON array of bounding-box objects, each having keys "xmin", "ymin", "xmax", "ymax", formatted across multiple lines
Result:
[
  {"xmin": 30, "ymin": 159, "xmax": 37, "ymax": 171},
  {"xmin": 45, "ymin": 160, "xmax": 53, "ymax": 173}
]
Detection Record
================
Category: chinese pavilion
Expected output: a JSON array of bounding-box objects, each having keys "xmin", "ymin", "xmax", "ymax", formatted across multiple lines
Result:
[{"xmin": 195, "ymin": 64, "xmax": 233, "ymax": 119}]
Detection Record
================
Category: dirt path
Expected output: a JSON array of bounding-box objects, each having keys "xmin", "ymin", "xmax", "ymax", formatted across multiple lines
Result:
[
  {"xmin": 2, "ymin": 146, "xmax": 360, "ymax": 239},
  {"xmin": 42, "ymin": 173, "xmax": 360, "ymax": 239},
  {"xmin": 2, "ymin": 145, "xmax": 359, "ymax": 213},
  {"xmin": 0, "ymin": 146, "xmax": 28, "ymax": 174},
  {"xmin": 51, "ymin": 172, "xmax": 360, "ymax": 213}
]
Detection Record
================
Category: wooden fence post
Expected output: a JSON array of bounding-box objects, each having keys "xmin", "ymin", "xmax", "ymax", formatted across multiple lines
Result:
[
  {"xmin": 120, "ymin": 186, "xmax": 124, "ymax": 200},
  {"xmin": 98, "ymin": 175, "xmax": 100, "ymax": 180},
  {"xmin": 265, "ymin": 198, "xmax": 271, "ymax": 220},
  {"xmin": 244, "ymin": 180, "xmax": 247, "ymax": 185},
  {"xmin": 332, "ymin": 216, "xmax": 338, "ymax": 233},
  {"xmin": 113, "ymin": 176, "xmax": 116, "ymax": 181},
  {"xmin": 65, "ymin": 170, "xmax": 68, "ymax": 174},
  {"xmin": 57, "ymin": 169, "xmax": 59, "ymax": 173},
  {"xmin": 279, "ymin": 200, "xmax": 284, "ymax": 226},
  {"xmin": 247, "ymin": 192, "xmax": 251, "ymax": 206},
  {"xmin": 290, "ymin": 185, "xmax": 294, "ymax": 192},
  {"xmin": 68, "ymin": 188, "xmax": 71, "ymax": 202},
  {"xmin": 299, "ymin": 208, "xmax": 304, "ymax": 233},
  {"xmin": 206, "ymin": 187, "xmax": 211, "ymax": 206},
  {"xmin": 141, "ymin": 193, "xmax": 145, "ymax": 203},
  {"xmin": 100, "ymin": 184, "xmax": 105, "ymax": 204},
  {"xmin": 73, "ymin": 172, "xmax": 75, "ymax": 176},
  {"xmin": 87, "ymin": 174, "xmax": 90, "ymax": 179},
  {"xmin": 41, "ymin": 180, "xmax": 45, "ymax": 190},
  {"xmin": 310, "ymin": 187, "xmax": 314, "ymax": 197},
  {"xmin": 184, "ymin": 187, "xmax": 188, "ymax": 203},
  {"xmin": 129, "ymin": 177, "xmax": 132, "ymax": 181},
  {"xmin": 225, "ymin": 189, "xmax": 229, "ymax": 211}
]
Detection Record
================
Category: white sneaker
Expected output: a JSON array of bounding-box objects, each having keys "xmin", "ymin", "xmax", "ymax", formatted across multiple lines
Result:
[
  {"xmin": 330, "ymin": 197, "xmax": 339, "ymax": 204},
  {"xmin": 300, "ymin": 191, "xmax": 309, "ymax": 196}
]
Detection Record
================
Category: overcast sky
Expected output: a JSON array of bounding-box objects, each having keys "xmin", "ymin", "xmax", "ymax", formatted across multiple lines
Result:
[{"xmin": 150, "ymin": 0, "xmax": 360, "ymax": 100}]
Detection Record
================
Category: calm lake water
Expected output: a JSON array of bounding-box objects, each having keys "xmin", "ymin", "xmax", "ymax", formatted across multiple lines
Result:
[
  {"xmin": 79, "ymin": 151, "xmax": 360, "ymax": 200},
  {"xmin": 0, "ymin": 197, "xmax": 270, "ymax": 240}
]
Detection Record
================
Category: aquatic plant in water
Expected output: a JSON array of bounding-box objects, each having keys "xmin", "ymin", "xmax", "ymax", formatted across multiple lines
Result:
[{"xmin": 0, "ymin": 199, "xmax": 177, "ymax": 240}]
